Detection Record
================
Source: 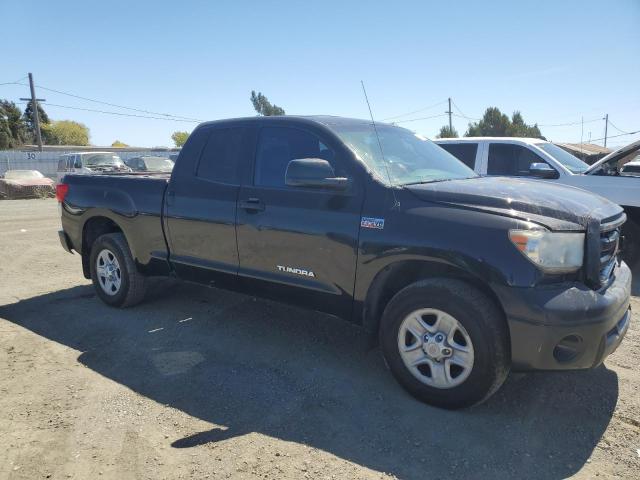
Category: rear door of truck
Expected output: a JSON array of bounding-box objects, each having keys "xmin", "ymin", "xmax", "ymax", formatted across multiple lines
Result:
[{"xmin": 164, "ymin": 124, "xmax": 254, "ymax": 285}]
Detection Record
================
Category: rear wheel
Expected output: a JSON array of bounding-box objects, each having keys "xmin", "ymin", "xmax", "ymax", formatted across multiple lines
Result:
[
  {"xmin": 379, "ymin": 278, "xmax": 510, "ymax": 409},
  {"xmin": 90, "ymin": 233, "xmax": 146, "ymax": 307}
]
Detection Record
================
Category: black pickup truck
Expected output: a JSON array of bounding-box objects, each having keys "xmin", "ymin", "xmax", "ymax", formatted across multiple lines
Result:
[{"xmin": 57, "ymin": 116, "xmax": 632, "ymax": 408}]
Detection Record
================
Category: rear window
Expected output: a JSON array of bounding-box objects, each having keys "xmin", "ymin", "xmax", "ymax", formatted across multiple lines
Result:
[
  {"xmin": 438, "ymin": 143, "xmax": 478, "ymax": 169},
  {"xmin": 196, "ymin": 127, "xmax": 245, "ymax": 184}
]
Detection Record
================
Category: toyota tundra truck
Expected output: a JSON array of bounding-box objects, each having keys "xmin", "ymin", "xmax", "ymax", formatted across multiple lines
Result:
[{"xmin": 57, "ymin": 116, "xmax": 632, "ymax": 409}]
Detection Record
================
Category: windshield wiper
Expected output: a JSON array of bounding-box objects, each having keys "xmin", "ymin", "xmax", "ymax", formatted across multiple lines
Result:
[{"xmin": 401, "ymin": 177, "xmax": 475, "ymax": 186}]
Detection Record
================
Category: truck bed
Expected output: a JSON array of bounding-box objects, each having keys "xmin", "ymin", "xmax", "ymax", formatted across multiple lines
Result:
[{"xmin": 60, "ymin": 173, "xmax": 171, "ymax": 275}]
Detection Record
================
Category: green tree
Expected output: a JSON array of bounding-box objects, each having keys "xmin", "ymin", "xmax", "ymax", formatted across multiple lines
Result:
[
  {"xmin": 250, "ymin": 90, "xmax": 285, "ymax": 116},
  {"xmin": 111, "ymin": 140, "xmax": 129, "ymax": 147},
  {"xmin": 507, "ymin": 111, "xmax": 544, "ymax": 139},
  {"xmin": 23, "ymin": 101, "xmax": 50, "ymax": 142},
  {"xmin": 171, "ymin": 131, "xmax": 189, "ymax": 147},
  {"xmin": 465, "ymin": 107, "xmax": 544, "ymax": 139},
  {"xmin": 42, "ymin": 120, "xmax": 90, "ymax": 145},
  {"xmin": 465, "ymin": 107, "xmax": 511, "ymax": 136},
  {"xmin": 0, "ymin": 100, "xmax": 28, "ymax": 148},
  {"xmin": 436, "ymin": 125, "xmax": 459, "ymax": 138}
]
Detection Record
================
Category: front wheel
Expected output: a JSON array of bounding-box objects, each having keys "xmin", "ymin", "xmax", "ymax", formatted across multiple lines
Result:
[
  {"xmin": 89, "ymin": 233, "xmax": 146, "ymax": 307},
  {"xmin": 379, "ymin": 278, "xmax": 510, "ymax": 409}
]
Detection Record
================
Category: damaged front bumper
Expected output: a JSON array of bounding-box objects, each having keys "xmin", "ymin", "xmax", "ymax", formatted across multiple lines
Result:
[{"xmin": 494, "ymin": 261, "xmax": 632, "ymax": 371}]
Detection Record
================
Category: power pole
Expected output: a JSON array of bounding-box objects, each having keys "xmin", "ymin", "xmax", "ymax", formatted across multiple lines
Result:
[
  {"xmin": 603, "ymin": 113, "xmax": 609, "ymax": 148},
  {"xmin": 19, "ymin": 73, "xmax": 46, "ymax": 152},
  {"xmin": 446, "ymin": 97, "xmax": 453, "ymax": 134}
]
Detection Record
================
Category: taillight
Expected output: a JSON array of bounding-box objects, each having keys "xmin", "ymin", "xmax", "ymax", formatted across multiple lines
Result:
[{"xmin": 56, "ymin": 183, "xmax": 69, "ymax": 203}]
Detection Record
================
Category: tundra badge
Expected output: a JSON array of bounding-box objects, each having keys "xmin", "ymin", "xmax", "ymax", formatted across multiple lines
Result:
[{"xmin": 277, "ymin": 265, "xmax": 316, "ymax": 278}]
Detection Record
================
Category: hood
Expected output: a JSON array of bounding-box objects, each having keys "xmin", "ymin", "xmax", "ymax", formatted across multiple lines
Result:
[
  {"xmin": 585, "ymin": 139, "xmax": 640, "ymax": 174},
  {"xmin": 404, "ymin": 176, "xmax": 622, "ymax": 231}
]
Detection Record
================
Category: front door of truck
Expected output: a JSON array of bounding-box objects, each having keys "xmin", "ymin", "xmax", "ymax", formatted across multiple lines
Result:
[
  {"xmin": 165, "ymin": 125, "xmax": 252, "ymax": 285},
  {"xmin": 236, "ymin": 125, "xmax": 363, "ymax": 319}
]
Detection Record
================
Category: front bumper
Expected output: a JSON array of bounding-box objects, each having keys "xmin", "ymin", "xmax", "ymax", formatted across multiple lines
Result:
[{"xmin": 494, "ymin": 261, "xmax": 632, "ymax": 371}]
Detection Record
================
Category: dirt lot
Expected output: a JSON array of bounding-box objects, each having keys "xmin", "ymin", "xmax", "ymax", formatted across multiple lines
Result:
[{"xmin": 0, "ymin": 199, "xmax": 638, "ymax": 480}]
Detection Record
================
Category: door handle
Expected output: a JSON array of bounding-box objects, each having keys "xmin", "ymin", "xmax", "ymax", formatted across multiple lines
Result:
[{"xmin": 239, "ymin": 197, "xmax": 265, "ymax": 212}]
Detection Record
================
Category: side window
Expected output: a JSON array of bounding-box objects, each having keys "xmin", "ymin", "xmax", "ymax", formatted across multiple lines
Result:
[
  {"xmin": 254, "ymin": 127, "xmax": 337, "ymax": 187},
  {"xmin": 487, "ymin": 144, "xmax": 550, "ymax": 176},
  {"xmin": 196, "ymin": 127, "xmax": 245, "ymax": 184},
  {"xmin": 438, "ymin": 143, "xmax": 478, "ymax": 169},
  {"xmin": 57, "ymin": 158, "xmax": 67, "ymax": 171}
]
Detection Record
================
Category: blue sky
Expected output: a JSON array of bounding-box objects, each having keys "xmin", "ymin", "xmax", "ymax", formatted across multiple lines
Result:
[{"xmin": 2, "ymin": 0, "xmax": 639, "ymax": 148}]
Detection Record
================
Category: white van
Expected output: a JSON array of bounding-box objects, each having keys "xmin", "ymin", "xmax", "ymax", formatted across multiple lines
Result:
[{"xmin": 57, "ymin": 152, "xmax": 131, "ymax": 183}]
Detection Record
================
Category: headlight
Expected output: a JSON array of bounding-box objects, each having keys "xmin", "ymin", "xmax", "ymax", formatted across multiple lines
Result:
[{"xmin": 509, "ymin": 229, "xmax": 584, "ymax": 273}]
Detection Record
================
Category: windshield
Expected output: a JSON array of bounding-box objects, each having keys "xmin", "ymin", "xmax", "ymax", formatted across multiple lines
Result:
[
  {"xmin": 535, "ymin": 143, "xmax": 589, "ymax": 174},
  {"xmin": 331, "ymin": 124, "xmax": 477, "ymax": 185},
  {"xmin": 143, "ymin": 157, "xmax": 174, "ymax": 171},
  {"xmin": 83, "ymin": 154, "xmax": 124, "ymax": 166},
  {"xmin": 4, "ymin": 170, "xmax": 44, "ymax": 180}
]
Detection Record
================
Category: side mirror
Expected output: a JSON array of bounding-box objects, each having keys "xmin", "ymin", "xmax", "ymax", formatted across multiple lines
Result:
[
  {"xmin": 74, "ymin": 160, "xmax": 82, "ymax": 169},
  {"xmin": 529, "ymin": 162, "xmax": 558, "ymax": 179},
  {"xmin": 285, "ymin": 158, "xmax": 350, "ymax": 190}
]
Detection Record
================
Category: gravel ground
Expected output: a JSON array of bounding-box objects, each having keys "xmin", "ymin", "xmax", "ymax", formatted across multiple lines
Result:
[{"xmin": 0, "ymin": 198, "xmax": 638, "ymax": 480}]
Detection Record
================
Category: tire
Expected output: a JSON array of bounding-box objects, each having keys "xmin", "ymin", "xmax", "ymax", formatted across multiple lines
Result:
[
  {"xmin": 379, "ymin": 278, "xmax": 510, "ymax": 409},
  {"xmin": 89, "ymin": 233, "xmax": 146, "ymax": 308}
]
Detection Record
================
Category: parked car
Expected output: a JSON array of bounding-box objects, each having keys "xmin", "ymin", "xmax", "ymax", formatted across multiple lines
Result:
[
  {"xmin": 124, "ymin": 156, "xmax": 175, "ymax": 173},
  {"xmin": 620, "ymin": 157, "xmax": 640, "ymax": 176},
  {"xmin": 57, "ymin": 116, "xmax": 631, "ymax": 409},
  {"xmin": 57, "ymin": 152, "xmax": 131, "ymax": 182},
  {"xmin": 435, "ymin": 138, "xmax": 640, "ymax": 265},
  {"xmin": 0, "ymin": 170, "xmax": 55, "ymax": 199}
]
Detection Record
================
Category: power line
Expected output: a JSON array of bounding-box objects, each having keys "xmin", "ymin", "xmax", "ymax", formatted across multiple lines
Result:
[
  {"xmin": 589, "ymin": 130, "xmax": 640, "ymax": 143},
  {"xmin": 0, "ymin": 76, "xmax": 28, "ymax": 86},
  {"xmin": 381, "ymin": 99, "xmax": 448, "ymax": 121},
  {"xmin": 391, "ymin": 113, "xmax": 448, "ymax": 124},
  {"xmin": 17, "ymin": 101, "xmax": 199, "ymax": 123},
  {"xmin": 538, "ymin": 117, "xmax": 601, "ymax": 127},
  {"xmin": 608, "ymin": 120, "xmax": 631, "ymax": 135},
  {"xmin": 452, "ymin": 113, "xmax": 480, "ymax": 121},
  {"xmin": 451, "ymin": 100, "xmax": 479, "ymax": 121},
  {"xmin": 11, "ymin": 81, "xmax": 204, "ymax": 122}
]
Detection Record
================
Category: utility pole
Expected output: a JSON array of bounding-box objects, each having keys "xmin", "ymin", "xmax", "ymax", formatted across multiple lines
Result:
[
  {"xmin": 19, "ymin": 73, "xmax": 46, "ymax": 152},
  {"xmin": 446, "ymin": 97, "xmax": 453, "ymax": 134},
  {"xmin": 603, "ymin": 113, "xmax": 609, "ymax": 148}
]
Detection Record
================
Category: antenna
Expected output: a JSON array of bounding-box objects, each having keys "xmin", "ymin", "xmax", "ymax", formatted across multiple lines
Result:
[{"xmin": 360, "ymin": 80, "xmax": 400, "ymax": 209}]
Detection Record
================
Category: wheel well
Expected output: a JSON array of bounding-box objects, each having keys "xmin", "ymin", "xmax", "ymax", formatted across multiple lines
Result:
[
  {"xmin": 363, "ymin": 260, "xmax": 506, "ymax": 338},
  {"xmin": 81, "ymin": 217, "xmax": 123, "ymax": 278}
]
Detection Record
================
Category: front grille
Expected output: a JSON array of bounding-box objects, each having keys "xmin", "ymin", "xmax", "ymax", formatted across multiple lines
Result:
[{"xmin": 598, "ymin": 214, "xmax": 625, "ymax": 284}]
